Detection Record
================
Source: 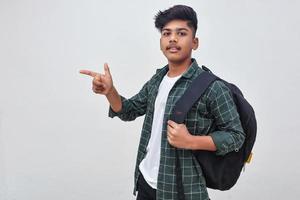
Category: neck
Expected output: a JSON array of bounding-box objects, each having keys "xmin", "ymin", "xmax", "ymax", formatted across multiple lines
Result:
[{"xmin": 167, "ymin": 58, "xmax": 192, "ymax": 77}]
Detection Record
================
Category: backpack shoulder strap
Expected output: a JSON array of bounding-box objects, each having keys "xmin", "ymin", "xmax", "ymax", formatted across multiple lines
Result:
[
  {"xmin": 173, "ymin": 66, "xmax": 219, "ymax": 200},
  {"xmin": 170, "ymin": 68, "xmax": 219, "ymax": 124}
]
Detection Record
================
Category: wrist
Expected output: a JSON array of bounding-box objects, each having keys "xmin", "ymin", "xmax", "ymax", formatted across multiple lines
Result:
[
  {"xmin": 106, "ymin": 86, "xmax": 115, "ymax": 96},
  {"xmin": 187, "ymin": 135, "xmax": 196, "ymax": 150},
  {"xmin": 187, "ymin": 135, "xmax": 217, "ymax": 151}
]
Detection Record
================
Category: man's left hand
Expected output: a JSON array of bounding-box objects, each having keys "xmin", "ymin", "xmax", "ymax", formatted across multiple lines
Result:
[{"xmin": 167, "ymin": 120, "xmax": 193, "ymax": 149}]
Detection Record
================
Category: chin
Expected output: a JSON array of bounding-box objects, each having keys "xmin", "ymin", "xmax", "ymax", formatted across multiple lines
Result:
[
  {"xmin": 163, "ymin": 49, "xmax": 191, "ymax": 61},
  {"xmin": 166, "ymin": 55, "xmax": 189, "ymax": 64}
]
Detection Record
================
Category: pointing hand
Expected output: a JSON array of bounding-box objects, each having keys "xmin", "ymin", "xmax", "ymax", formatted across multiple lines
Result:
[{"xmin": 80, "ymin": 63, "xmax": 113, "ymax": 95}]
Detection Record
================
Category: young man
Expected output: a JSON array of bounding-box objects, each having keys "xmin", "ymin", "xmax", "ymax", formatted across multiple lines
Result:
[{"xmin": 80, "ymin": 5, "xmax": 245, "ymax": 200}]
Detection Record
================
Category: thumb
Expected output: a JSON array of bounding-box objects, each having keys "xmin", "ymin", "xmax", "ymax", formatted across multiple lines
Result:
[{"xmin": 103, "ymin": 63, "xmax": 111, "ymax": 76}]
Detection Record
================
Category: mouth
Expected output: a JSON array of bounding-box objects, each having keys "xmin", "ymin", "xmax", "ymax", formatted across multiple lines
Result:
[{"xmin": 166, "ymin": 45, "xmax": 181, "ymax": 53}]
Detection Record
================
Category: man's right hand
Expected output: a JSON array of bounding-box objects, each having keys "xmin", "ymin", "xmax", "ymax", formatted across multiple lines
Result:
[{"xmin": 79, "ymin": 63, "xmax": 113, "ymax": 95}]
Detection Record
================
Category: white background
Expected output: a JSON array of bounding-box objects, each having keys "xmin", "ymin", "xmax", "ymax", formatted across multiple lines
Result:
[{"xmin": 1, "ymin": 0, "xmax": 299, "ymax": 199}]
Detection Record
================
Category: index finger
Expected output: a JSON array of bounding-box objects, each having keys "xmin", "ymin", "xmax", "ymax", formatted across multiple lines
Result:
[{"xmin": 79, "ymin": 70, "xmax": 98, "ymax": 78}]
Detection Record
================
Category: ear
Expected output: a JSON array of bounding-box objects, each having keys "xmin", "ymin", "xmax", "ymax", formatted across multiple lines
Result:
[
  {"xmin": 192, "ymin": 37, "xmax": 199, "ymax": 50},
  {"xmin": 160, "ymin": 37, "xmax": 163, "ymax": 51}
]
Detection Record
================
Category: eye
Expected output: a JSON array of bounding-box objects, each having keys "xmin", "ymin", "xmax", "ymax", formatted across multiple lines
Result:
[
  {"xmin": 162, "ymin": 32, "xmax": 170, "ymax": 36},
  {"xmin": 178, "ymin": 32, "xmax": 187, "ymax": 36}
]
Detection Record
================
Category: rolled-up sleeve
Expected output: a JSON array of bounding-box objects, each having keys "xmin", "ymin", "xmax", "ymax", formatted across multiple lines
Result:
[
  {"xmin": 207, "ymin": 81, "xmax": 245, "ymax": 156},
  {"xmin": 108, "ymin": 81, "xmax": 149, "ymax": 121}
]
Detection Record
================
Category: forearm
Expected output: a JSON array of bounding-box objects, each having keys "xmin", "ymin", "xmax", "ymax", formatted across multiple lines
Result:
[
  {"xmin": 108, "ymin": 80, "xmax": 149, "ymax": 121},
  {"xmin": 189, "ymin": 135, "xmax": 217, "ymax": 151},
  {"xmin": 106, "ymin": 86, "xmax": 122, "ymax": 113},
  {"xmin": 209, "ymin": 130, "xmax": 245, "ymax": 155}
]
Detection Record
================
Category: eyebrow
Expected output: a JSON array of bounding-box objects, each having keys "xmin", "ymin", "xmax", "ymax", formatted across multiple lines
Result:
[{"xmin": 162, "ymin": 28, "xmax": 189, "ymax": 32}]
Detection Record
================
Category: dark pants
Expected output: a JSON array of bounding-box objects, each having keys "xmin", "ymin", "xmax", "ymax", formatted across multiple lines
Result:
[{"xmin": 136, "ymin": 173, "xmax": 156, "ymax": 200}]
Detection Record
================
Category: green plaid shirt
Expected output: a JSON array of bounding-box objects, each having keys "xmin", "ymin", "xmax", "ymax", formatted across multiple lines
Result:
[{"xmin": 109, "ymin": 59, "xmax": 245, "ymax": 200}]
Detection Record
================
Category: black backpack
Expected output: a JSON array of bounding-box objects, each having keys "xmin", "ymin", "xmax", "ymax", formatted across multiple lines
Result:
[{"xmin": 170, "ymin": 66, "xmax": 257, "ymax": 200}]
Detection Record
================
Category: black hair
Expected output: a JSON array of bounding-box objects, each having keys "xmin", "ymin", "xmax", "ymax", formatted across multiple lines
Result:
[{"xmin": 154, "ymin": 5, "xmax": 198, "ymax": 36}]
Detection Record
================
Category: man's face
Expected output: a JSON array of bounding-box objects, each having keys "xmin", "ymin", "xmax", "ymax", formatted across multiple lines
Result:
[{"xmin": 160, "ymin": 20, "xmax": 199, "ymax": 64}]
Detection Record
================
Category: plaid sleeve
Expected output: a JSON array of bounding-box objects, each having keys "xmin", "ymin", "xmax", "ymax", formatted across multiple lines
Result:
[
  {"xmin": 108, "ymin": 80, "xmax": 149, "ymax": 121},
  {"xmin": 207, "ymin": 81, "xmax": 245, "ymax": 156}
]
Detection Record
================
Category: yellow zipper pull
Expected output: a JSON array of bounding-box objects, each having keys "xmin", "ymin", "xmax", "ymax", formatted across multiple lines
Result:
[{"xmin": 246, "ymin": 152, "xmax": 253, "ymax": 164}]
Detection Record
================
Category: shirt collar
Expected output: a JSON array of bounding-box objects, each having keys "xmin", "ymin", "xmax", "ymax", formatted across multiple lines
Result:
[{"xmin": 181, "ymin": 58, "xmax": 201, "ymax": 78}]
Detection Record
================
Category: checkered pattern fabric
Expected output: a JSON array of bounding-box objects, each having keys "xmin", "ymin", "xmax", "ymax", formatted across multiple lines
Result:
[{"xmin": 109, "ymin": 59, "xmax": 245, "ymax": 200}]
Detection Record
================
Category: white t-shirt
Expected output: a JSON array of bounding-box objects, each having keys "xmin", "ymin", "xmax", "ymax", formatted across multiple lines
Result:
[{"xmin": 139, "ymin": 73, "xmax": 181, "ymax": 189}]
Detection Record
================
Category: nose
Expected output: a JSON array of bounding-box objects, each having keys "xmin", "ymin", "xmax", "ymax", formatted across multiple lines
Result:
[{"xmin": 169, "ymin": 32, "xmax": 178, "ymax": 43}]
